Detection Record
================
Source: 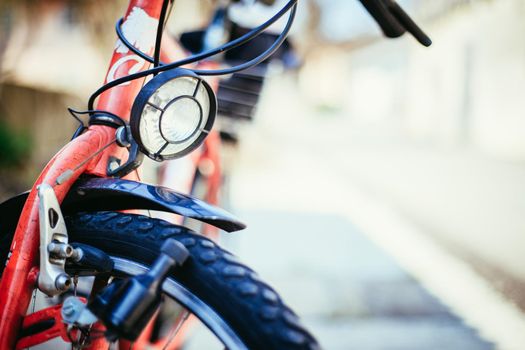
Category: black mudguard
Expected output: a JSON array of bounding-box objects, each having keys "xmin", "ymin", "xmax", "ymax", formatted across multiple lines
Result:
[
  {"xmin": 0, "ymin": 177, "xmax": 245, "ymax": 234},
  {"xmin": 0, "ymin": 191, "xmax": 29, "ymax": 238}
]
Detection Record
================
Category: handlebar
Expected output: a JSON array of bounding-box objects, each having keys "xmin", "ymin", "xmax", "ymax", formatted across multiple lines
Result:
[{"xmin": 358, "ymin": 0, "xmax": 432, "ymax": 47}]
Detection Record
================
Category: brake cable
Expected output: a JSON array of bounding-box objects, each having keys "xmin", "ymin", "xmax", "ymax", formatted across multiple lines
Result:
[
  {"xmin": 69, "ymin": 108, "xmax": 126, "ymax": 139},
  {"xmin": 87, "ymin": 0, "xmax": 298, "ymax": 112}
]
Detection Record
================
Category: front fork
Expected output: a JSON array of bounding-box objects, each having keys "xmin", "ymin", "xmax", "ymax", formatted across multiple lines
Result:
[{"xmin": 0, "ymin": 127, "xmax": 123, "ymax": 349}]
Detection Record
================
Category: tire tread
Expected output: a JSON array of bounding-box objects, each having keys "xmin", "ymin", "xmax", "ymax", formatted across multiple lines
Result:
[{"xmin": 67, "ymin": 212, "xmax": 319, "ymax": 350}]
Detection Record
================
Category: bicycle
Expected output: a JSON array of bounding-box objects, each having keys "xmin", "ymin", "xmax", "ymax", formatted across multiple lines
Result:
[{"xmin": 0, "ymin": 0, "xmax": 430, "ymax": 349}]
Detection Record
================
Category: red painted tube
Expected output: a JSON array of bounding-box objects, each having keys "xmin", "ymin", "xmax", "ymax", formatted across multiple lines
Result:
[{"xmin": 0, "ymin": 0, "xmax": 165, "ymax": 348}]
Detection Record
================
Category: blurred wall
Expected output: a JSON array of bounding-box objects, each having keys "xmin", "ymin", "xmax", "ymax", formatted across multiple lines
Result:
[
  {"xmin": 300, "ymin": 0, "xmax": 525, "ymax": 161},
  {"xmin": 0, "ymin": 0, "xmax": 127, "ymax": 195}
]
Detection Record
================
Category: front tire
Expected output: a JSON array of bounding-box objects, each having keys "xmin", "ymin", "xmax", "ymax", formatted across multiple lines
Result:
[{"xmin": 65, "ymin": 211, "xmax": 319, "ymax": 350}]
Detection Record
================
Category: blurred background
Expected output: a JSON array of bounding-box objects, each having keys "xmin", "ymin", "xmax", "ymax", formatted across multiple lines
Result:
[{"xmin": 1, "ymin": 0, "xmax": 525, "ymax": 349}]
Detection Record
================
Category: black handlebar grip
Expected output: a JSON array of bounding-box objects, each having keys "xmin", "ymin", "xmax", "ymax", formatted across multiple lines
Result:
[
  {"xmin": 388, "ymin": 1, "xmax": 432, "ymax": 46},
  {"xmin": 358, "ymin": 0, "xmax": 432, "ymax": 46},
  {"xmin": 358, "ymin": 0, "xmax": 406, "ymax": 38}
]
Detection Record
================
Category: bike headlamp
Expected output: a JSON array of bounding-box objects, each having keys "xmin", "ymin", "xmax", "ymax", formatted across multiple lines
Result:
[{"xmin": 130, "ymin": 68, "xmax": 216, "ymax": 161}]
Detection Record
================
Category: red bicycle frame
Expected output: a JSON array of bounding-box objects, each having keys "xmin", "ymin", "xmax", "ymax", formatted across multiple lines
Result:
[{"xmin": 0, "ymin": 0, "xmax": 212, "ymax": 348}]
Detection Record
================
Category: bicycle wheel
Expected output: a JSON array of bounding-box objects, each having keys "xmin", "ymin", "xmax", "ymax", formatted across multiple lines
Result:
[{"xmin": 7, "ymin": 211, "xmax": 320, "ymax": 349}]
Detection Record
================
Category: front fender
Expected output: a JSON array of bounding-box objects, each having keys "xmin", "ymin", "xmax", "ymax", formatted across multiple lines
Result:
[
  {"xmin": 0, "ymin": 191, "xmax": 29, "ymax": 238},
  {"xmin": 63, "ymin": 177, "xmax": 245, "ymax": 232},
  {"xmin": 0, "ymin": 177, "xmax": 245, "ymax": 234}
]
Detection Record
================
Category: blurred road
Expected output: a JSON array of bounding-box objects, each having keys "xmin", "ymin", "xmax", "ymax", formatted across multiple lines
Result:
[
  {"xmin": 222, "ymin": 211, "xmax": 493, "ymax": 350},
  {"xmin": 219, "ymin": 74, "xmax": 525, "ymax": 349}
]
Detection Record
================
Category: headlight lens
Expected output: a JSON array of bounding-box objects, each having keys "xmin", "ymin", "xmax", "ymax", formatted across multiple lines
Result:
[{"xmin": 130, "ymin": 68, "xmax": 216, "ymax": 161}]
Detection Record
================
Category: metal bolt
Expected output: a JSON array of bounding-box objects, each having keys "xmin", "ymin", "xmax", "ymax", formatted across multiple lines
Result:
[
  {"xmin": 55, "ymin": 274, "xmax": 72, "ymax": 291},
  {"xmin": 48, "ymin": 242, "xmax": 74, "ymax": 259},
  {"xmin": 70, "ymin": 247, "xmax": 83, "ymax": 262},
  {"xmin": 62, "ymin": 303, "xmax": 75, "ymax": 317}
]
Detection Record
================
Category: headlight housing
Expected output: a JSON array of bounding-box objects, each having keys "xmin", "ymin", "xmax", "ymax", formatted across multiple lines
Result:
[{"xmin": 130, "ymin": 68, "xmax": 216, "ymax": 161}]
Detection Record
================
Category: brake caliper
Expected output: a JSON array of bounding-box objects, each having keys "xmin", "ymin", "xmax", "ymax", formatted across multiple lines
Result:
[
  {"xmin": 88, "ymin": 239, "xmax": 189, "ymax": 341},
  {"xmin": 37, "ymin": 183, "xmax": 78, "ymax": 296}
]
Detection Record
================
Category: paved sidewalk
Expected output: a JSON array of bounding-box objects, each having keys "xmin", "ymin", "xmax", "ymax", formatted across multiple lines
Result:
[{"xmin": 221, "ymin": 211, "xmax": 493, "ymax": 350}]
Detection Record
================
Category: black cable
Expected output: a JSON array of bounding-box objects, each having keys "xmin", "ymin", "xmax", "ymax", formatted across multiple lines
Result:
[
  {"xmin": 153, "ymin": 0, "xmax": 171, "ymax": 71},
  {"xmin": 68, "ymin": 108, "xmax": 126, "ymax": 125},
  {"xmin": 116, "ymin": 18, "xmax": 159, "ymax": 64},
  {"xmin": 68, "ymin": 108, "xmax": 126, "ymax": 139},
  {"xmin": 193, "ymin": 4, "xmax": 296, "ymax": 76},
  {"xmin": 120, "ymin": 12, "xmax": 296, "ymax": 76},
  {"xmin": 114, "ymin": 0, "xmax": 172, "ymax": 67},
  {"xmin": 89, "ymin": 0, "xmax": 297, "ymax": 111},
  {"xmin": 115, "ymin": 0, "xmax": 296, "ymax": 67}
]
